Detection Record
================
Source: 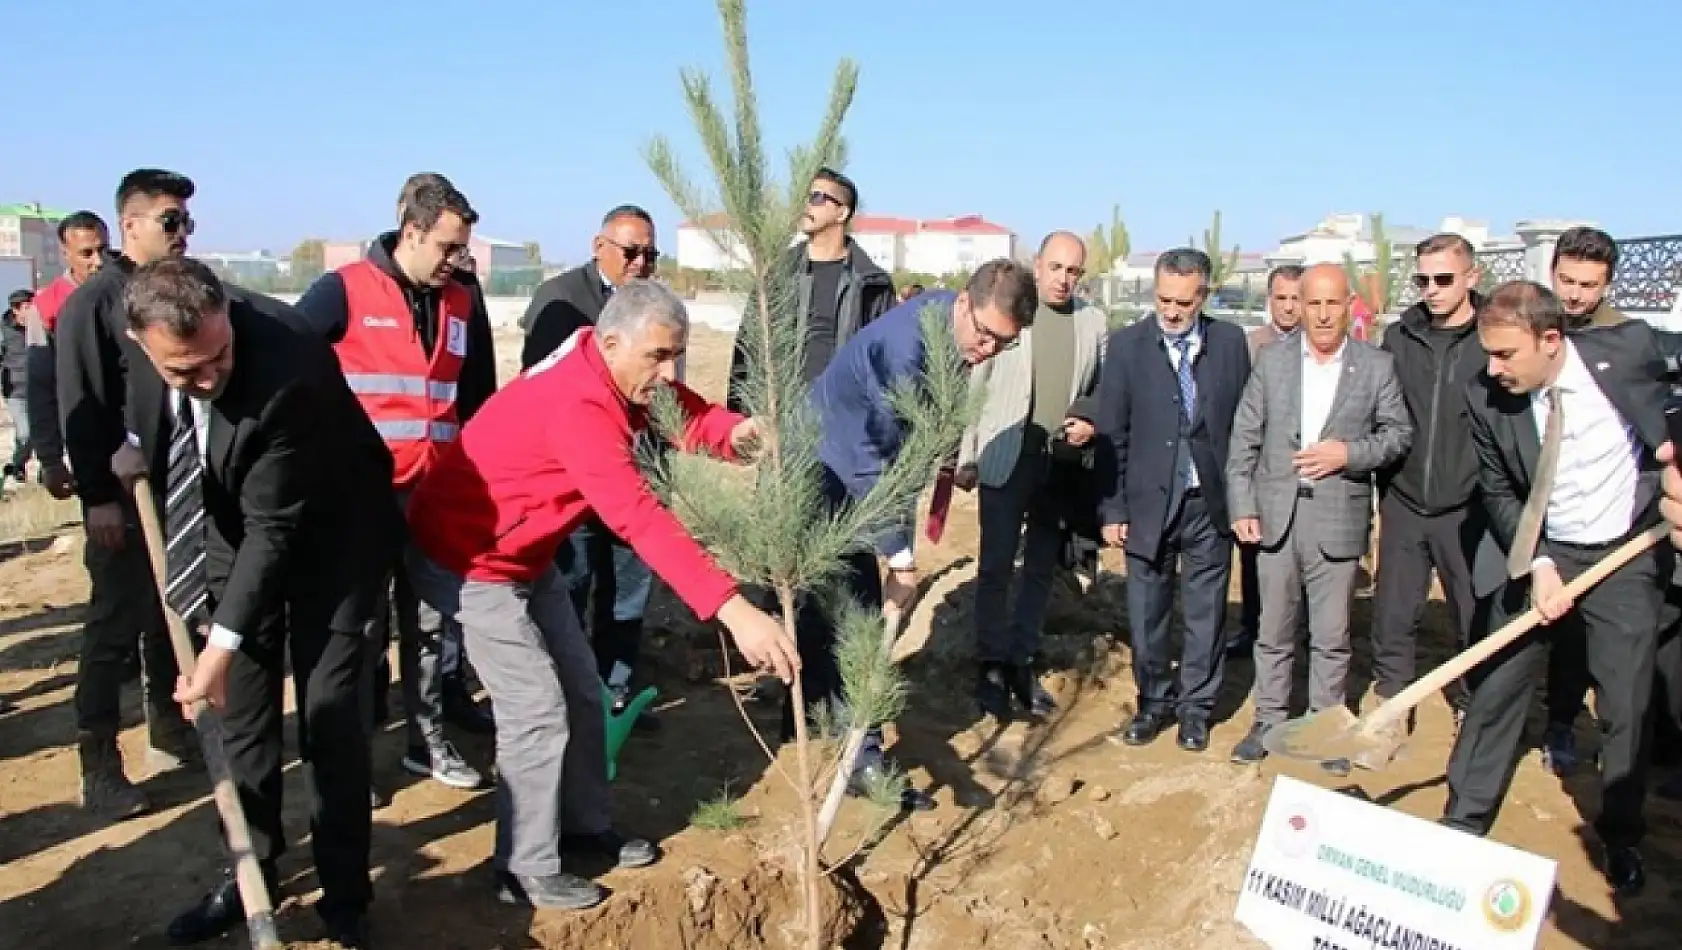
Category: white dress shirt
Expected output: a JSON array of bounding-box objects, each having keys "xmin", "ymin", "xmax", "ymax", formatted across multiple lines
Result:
[
  {"xmin": 1299, "ymin": 336, "xmax": 1346, "ymax": 451},
  {"xmin": 1533, "ymin": 339, "xmax": 1639, "ymax": 549},
  {"xmin": 1162, "ymin": 320, "xmax": 1204, "ymax": 488}
]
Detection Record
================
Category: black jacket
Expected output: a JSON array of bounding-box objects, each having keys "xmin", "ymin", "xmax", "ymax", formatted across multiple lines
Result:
[
  {"xmin": 518, "ymin": 261, "xmax": 611, "ymax": 370},
  {"xmin": 726, "ymin": 237, "xmax": 895, "ymax": 412},
  {"xmin": 1379, "ymin": 294, "xmax": 1487, "ymax": 515},
  {"xmin": 54, "ymin": 255, "xmax": 140, "ymax": 507},
  {"xmin": 1096, "ymin": 314, "xmax": 1251, "ymax": 560},
  {"xmin": 293, "ymin": 232, "xmax": 498, "ymax": 425},
  {"xmin": 127, "ymin": 297, "xmax": 402, "ymax": 636}
]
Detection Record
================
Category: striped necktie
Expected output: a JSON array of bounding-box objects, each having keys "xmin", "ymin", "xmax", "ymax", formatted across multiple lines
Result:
[{"xmin": 165, "ymin": 392, "xmax": 210, "ymax": 628}]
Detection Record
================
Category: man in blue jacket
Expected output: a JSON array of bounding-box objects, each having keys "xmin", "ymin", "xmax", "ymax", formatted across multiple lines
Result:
[{"xmin": 808, "ymin": 258, "xmax": 1038, "ymax": 803}]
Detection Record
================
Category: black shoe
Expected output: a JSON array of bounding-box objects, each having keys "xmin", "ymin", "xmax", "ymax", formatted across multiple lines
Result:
[
  {"xmin": 560, "ymin": 830, "xmax": 660, "ymax": 869},
  {"xmin": 441, "ymin": 674, "xmax": 495, "ymax": 735},
  {"xmin": 975, "ymin": 663, "xmax": 1013, "ymax": 720},
  {"xmin": 321, "ymin": 909, "xmax": 371, "ymax": 949},
  {"xmin": 1605, "ymin": 845, "xmax": 1645, "ymax": 898},
  {"xmin": 1230, "ymin": 723, "xmax": 1271, "ymax": 764},
  {"xmin": 494, "ymin": 870, "xmax": 605, "ymax": 911},
  {"xmin": 167, "ymin": 871, "xmax": 271, "ymax": 945},
  {"xmin": 1008, "ymin": 665, "xmax": 1056, "ymax": 718},
  {"xmin": 1122, "ymin": 710, "xmax": 1174, "ymax": 747},
  {"xmin": 1177, "ymin": 716, "xmax": 1210, "ymax": 753},
  {"xmin": 848, "ymin": 744, "xmax": 936, "ymax": 812}
]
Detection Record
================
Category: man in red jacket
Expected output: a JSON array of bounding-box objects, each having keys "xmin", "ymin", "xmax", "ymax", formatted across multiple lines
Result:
[{"xmin": 406, "ymin": 278, "xmax": 797, "ymax": 911}]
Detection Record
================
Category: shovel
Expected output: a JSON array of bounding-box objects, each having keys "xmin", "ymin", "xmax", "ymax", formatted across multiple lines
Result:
[
  {"xmin": 132, "ymin": 477, "xmax": 283, "ymax": 950},
  {"xmin": 1262, "ymin": 524, "xmax": 1665, "ymax": 768}
]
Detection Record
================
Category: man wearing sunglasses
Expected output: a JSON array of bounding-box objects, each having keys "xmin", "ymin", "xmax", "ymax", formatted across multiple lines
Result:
[
  {"xmin": 517, "ymin": 205, "xmax": 665, "ymax": 729},
  {"xmin": 53, "ymin": 168, "xmax": 201, "ymax": 819},
  {"xmin": 726, "ymin": 167, "xmax": 896, "ymax": 411},
  {"xmin": 295, "ymin": 176, "xmax": 498, "ymax": 793},
  {"xmin": 1360, "ymin": 232, "xmax": 1488, "ymax": 769}
]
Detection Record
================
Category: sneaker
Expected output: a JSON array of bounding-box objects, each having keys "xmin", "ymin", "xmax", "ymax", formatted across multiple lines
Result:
[
  {"xmin": 402, "ymin": 740, "xmax": 483, "ymax": 790},
  {"xmin": 494, "ymin": 870, "xmax": 605, "ymax": 911},
  {"xmin": 1230, "ymin": 722, "xmax": 1271, "ymax": 764}
]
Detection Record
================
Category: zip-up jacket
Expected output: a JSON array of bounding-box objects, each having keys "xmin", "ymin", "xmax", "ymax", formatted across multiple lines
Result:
[{"xmin": 1378, "ymin": 293, "xmax": 1486, "ymax": 515}]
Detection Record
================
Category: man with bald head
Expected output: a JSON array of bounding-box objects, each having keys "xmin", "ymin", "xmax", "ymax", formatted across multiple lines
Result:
[
  {"xmin": 955, "ymin": 232, "xmax": 1108, "ymax": 719},
  {"xmin": 1225, "ymin": 263, "xmax": 1411, "ymax": 763}
]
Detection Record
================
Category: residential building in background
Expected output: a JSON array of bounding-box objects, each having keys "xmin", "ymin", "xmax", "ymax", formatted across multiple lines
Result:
[
  {"xmin": 676, "ymin": 212, "xmax": 1016, "ymax": 274},
  {"xmin": 0, "ymin": 202, "xmax": 71, "ymax": 287},
  {"xmin": 320, "ymin": 233, "xmax": 532, "ymax": 283},
  {"xmin": 198, "ymin": 250, "xmax": 288, "ymax": 283}
]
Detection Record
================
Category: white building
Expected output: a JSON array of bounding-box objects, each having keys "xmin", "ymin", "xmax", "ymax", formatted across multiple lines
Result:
[
  {"xmin": 675, "ymin": 213, "xmax": 1015, "ymax": 275},
  {"xmin": 1265, "ymin": 212, "xmax": 1518, "ymax": 268}
]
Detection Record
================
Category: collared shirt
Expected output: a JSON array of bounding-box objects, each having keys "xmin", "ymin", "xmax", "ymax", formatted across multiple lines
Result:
[
  {"xmin": 1300, "ymin": 336, "xmax": 1346, "ymax": 451},
  {"xmin": 1161, "ymin": 318, "xmax": 1204, "ymax": 487},
  {"xmin": 1533, "ymin": 339, "xmax": 1638, "ymax": 546}
]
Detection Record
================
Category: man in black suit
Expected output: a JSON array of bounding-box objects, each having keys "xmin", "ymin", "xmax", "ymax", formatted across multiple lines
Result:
[
  {"xmin": 517, "ymin": 205, "xmax": 663, "ymax": 725},
  {"xmin": 1447, "ymin": 280, "xmax": 1675, "ymax": 897},
  {"xmin": 1096, "ymin": 248, "xmax": 1251, "ymax": 752},
  {"xmin": 112, "ymin": 258, "xmax": 401, "ymax": 947}
]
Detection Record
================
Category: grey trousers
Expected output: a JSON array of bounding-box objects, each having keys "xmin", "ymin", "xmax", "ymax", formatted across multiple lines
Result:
[
  {"xmin": 368, "ymin": 561, "xmax": 450, "ymax": 749},
  {"xmin": 974, "ymin": 448, "xmax": 1063, "ymax": 665},
  {"xmin": 409, "ymin": 554, "xmax": 611, "ymax": 876},
  {"xmin": 1252, "ymin": 496, "xmax": 1361, "ymax": 725}
]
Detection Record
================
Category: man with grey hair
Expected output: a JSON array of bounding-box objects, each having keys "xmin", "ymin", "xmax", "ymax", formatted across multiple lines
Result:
[
  {"xmin": 1097, "ymin": 248, "xmax": 1252, "ymax": 752},
  {"xmin": 405, "ymin": 279, "xmax": 799, "ymax": 911}
]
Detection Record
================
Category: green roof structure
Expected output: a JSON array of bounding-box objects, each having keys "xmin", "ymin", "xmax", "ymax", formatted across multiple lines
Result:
[{"xmin": 0, "ymin": 202, "xmax": 72, "ymax": 221}]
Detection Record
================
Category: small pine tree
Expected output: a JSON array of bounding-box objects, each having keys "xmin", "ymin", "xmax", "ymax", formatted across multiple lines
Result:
[
  {"xmin": 642, "ymin": 1, "xmax": 973, "ymax": 945},
  {"xmin": 1108, "ymin": 203, "xmax": 1131, "ymax": 265},
  {"xmin": 1192, "ymin": 209, "xmax": 1241, "ymax": 289}
]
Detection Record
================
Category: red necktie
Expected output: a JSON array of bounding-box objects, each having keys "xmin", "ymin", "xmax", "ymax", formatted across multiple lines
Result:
[{"xmin": 925, "ymin": 467, "xmax": 955, "ymax": 543}]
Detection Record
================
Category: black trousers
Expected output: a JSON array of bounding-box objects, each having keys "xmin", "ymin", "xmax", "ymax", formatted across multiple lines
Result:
[
  {"xmin": 1547, "ymin": 582, "xmax": 1682, "ymax": 751},
  {"xmin": 1369, "ymin": 494, "xmax": 1481, "ymax": 699},
  {"xmin": 74, "ymin": 521, "xmax": 176, "ymax": 731},
  {"xmin": 1124, "ymin": 491, "xmax": 1231, "ymax": 719},
  {"xmin": 1238, "ymin": 542, "xmax": 1260, "ymax": 640},
  {"xmin": 784, "ymin": 468, "xmax": 885, "ymax": 741},
  {"xmin": 221, "ymin": 597, "xmax": 371, "ymax": 918},
  {"xmin": 1444, "ymin": 536, "xmax": 1666, "ymax": 848}
]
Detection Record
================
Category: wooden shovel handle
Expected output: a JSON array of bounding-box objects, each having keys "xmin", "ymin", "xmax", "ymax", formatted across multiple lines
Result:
[
  {"xmin": 1363, "ymin": 525, "xmax": 1665, "ymax": 734},
  {"xmin": 132, "ymin": 477, "xmax": 283, "ymax": 950}
]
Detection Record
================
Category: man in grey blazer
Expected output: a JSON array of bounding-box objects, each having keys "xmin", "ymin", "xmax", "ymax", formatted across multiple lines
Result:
[
  {"xmin": 1225, "ymin": 264, "xmax": 1412, "ymax": 763},
  {"xmin": 956, "ymin": 232, "xmax": 1107, "ymax": 720}
]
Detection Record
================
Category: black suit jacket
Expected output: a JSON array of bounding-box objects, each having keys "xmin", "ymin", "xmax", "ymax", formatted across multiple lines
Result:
[
  {"xmin": 1096, "ymin": 314, "xmax": 1251, "ymax": 560},
  {"xmin": 1465, "ymin": 320, "xmax": 1679, "ymax": 594},
  {"xmin": 128, "ymin": 296, "xmax": 403, "ymax": 637},
  {"xmin": 519, "ymin": 261, "xmax": 610, "ymax": 370}
]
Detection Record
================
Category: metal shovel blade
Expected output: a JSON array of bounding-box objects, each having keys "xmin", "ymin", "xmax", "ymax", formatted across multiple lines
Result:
[{"xmin": 1261, "ymin": 706, "xmax": 1372, "ymax": 764}]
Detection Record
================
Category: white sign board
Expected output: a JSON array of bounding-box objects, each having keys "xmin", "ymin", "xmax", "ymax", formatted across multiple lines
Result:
[{"xmin": 1235, "ymin": 776, "xmax": 1557, "ymax": 950}]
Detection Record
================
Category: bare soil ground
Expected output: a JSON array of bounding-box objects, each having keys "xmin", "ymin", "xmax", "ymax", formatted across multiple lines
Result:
[{"xmin": 2, "ymin": 327, "xmax": 1681, "ymax": 948}]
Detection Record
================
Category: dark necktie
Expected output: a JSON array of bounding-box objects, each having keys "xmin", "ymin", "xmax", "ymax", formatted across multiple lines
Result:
[
  {"xmin": 165, "ymin": 392, "xmax": 210, "ymax": 627},
  {"xmin": 1174, "ymin": 334, "xmax": 1198, "ymax": 486}
]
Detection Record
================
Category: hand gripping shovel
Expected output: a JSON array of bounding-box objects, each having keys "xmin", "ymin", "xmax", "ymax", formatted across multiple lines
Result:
[
  {"xmin": 1262, "ymin": 524, "xmax": 1666, "ymax": 768},
  {"xmin": 132, "ymin": 477, "xmax": 283, "ymax": 950}
]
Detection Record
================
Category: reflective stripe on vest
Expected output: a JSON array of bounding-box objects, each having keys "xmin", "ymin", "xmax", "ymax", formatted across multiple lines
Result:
[
  {"xmin": 371, "ymin": 419, "xmax": 461, "ymax": 442},
  {"xmin": 343, "ymin": 372, "xmax": 459, "ymax": 402}
]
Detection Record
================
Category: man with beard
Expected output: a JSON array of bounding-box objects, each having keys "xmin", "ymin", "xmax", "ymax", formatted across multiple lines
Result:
[
  {"xmin": 26, "ymin": 210, "xmax": 109, "ymax": 502},
  {"xmin": 55, "ymin": 169, "xmax": 199, "ymax": 817}
]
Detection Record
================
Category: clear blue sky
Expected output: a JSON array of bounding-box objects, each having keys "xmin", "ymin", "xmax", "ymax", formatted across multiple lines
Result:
[{"xmin": 5, "ymin": 0, "xmax": 1678, "ymax": 263}]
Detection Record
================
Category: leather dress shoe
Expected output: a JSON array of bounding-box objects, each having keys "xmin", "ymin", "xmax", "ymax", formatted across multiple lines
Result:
[
  {"xmin": 1009, "ymin": 665, "xmax": 1056, "ymax": 718},
  {"xmin": 1605, "ymin": 845, "xmax": 1645, "ymax": 898},
  {"xmin": 321, "ymin": 909, "xmax": 371, "ymax": 948},
  {"xmin": 1122, "ymin": 710, "xmax": 1174, "ymax": 747},
  {"xmin": 167, "ymin": 870, "xmax": 274, "ymax": 945},
  {"xmin": 975, "ymin": 663, "xmax": 1013, "ymax": 720},
  {"xmin": 560, "ymin": 830, "xmax": 660, "ymax": 869},
  {"xmin": 1177, "ymin": 716, "xmax": 1210, "ymax": 752},
  {"xmin": 494, "ymin": 870, "xmax": 605, "ymax": 910}
]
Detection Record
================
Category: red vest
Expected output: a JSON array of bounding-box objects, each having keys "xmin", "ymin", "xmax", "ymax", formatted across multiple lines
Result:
[{"xmin": 334, "ymin": 259, "xmax": 470, "ymax": 489}]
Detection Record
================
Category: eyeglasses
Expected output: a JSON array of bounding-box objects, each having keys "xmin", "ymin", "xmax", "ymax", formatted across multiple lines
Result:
[
  {"xmin": 970, "ymin": 307, "xmax": 1020, "ymax": 351},
  {"xmin": 807, "ymin": 191, "xmax": 846, "ymax": 209},
  {"xmin": 603, "ymin": 236, "xmax": 660, "ymax": 264},
  {"xmin": 157, "ymin": 209, "xmax": 194, "ymax": 236},
  {"xmin": 1412, "ymin": 272, "xmax": 1461, "ymax": 289}
]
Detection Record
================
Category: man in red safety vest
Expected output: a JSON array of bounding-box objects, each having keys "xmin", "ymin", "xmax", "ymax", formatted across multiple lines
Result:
[{"xmin": 296, "ymin": 176, "xmax": 498, "ymax": 793}]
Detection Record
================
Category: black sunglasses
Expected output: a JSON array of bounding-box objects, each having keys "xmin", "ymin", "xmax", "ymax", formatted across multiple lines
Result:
[
  {"xmin": 158, "ymin": 209, "xmax": 195, "ymax": 236},
  {"xmin": 1411, "ymin": 272, "xmax": 1459, "ymax": 289},
  {"xmin": 603, "ymin": 236, "xmax": 659, "ymax": 264},
  {"xmin": 807, "ymin": 191, "xmax": 846, "ymax": 209}
]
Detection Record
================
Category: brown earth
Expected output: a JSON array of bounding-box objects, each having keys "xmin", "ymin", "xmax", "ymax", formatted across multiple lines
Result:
[{"xmin": 2, "ymin": 326, "xmax": 1681, "ymax": 948}]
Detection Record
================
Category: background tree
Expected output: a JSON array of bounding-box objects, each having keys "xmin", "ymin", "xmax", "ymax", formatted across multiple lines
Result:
[
  {"xmin": 643, "ymin": 1, "xmax": 973, "ymax": 945},
  {"xmin": 1191, "ymin": 210, "xmax": 1240, "ymax": 288},
  {"xmin": 521, "ymin": 240, "xmax": 543, "ymax": 266},
  {"xmin": 289, "ymin": 238, "xmax": 326, "ymax": 282},
  {"xmin": 1342, "ymin": 212, "xmax": 1400, "ymax": 315},
  {"xmin": 1086, "ymin": 204, "xmax": 1130, "ymax": 277}
]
